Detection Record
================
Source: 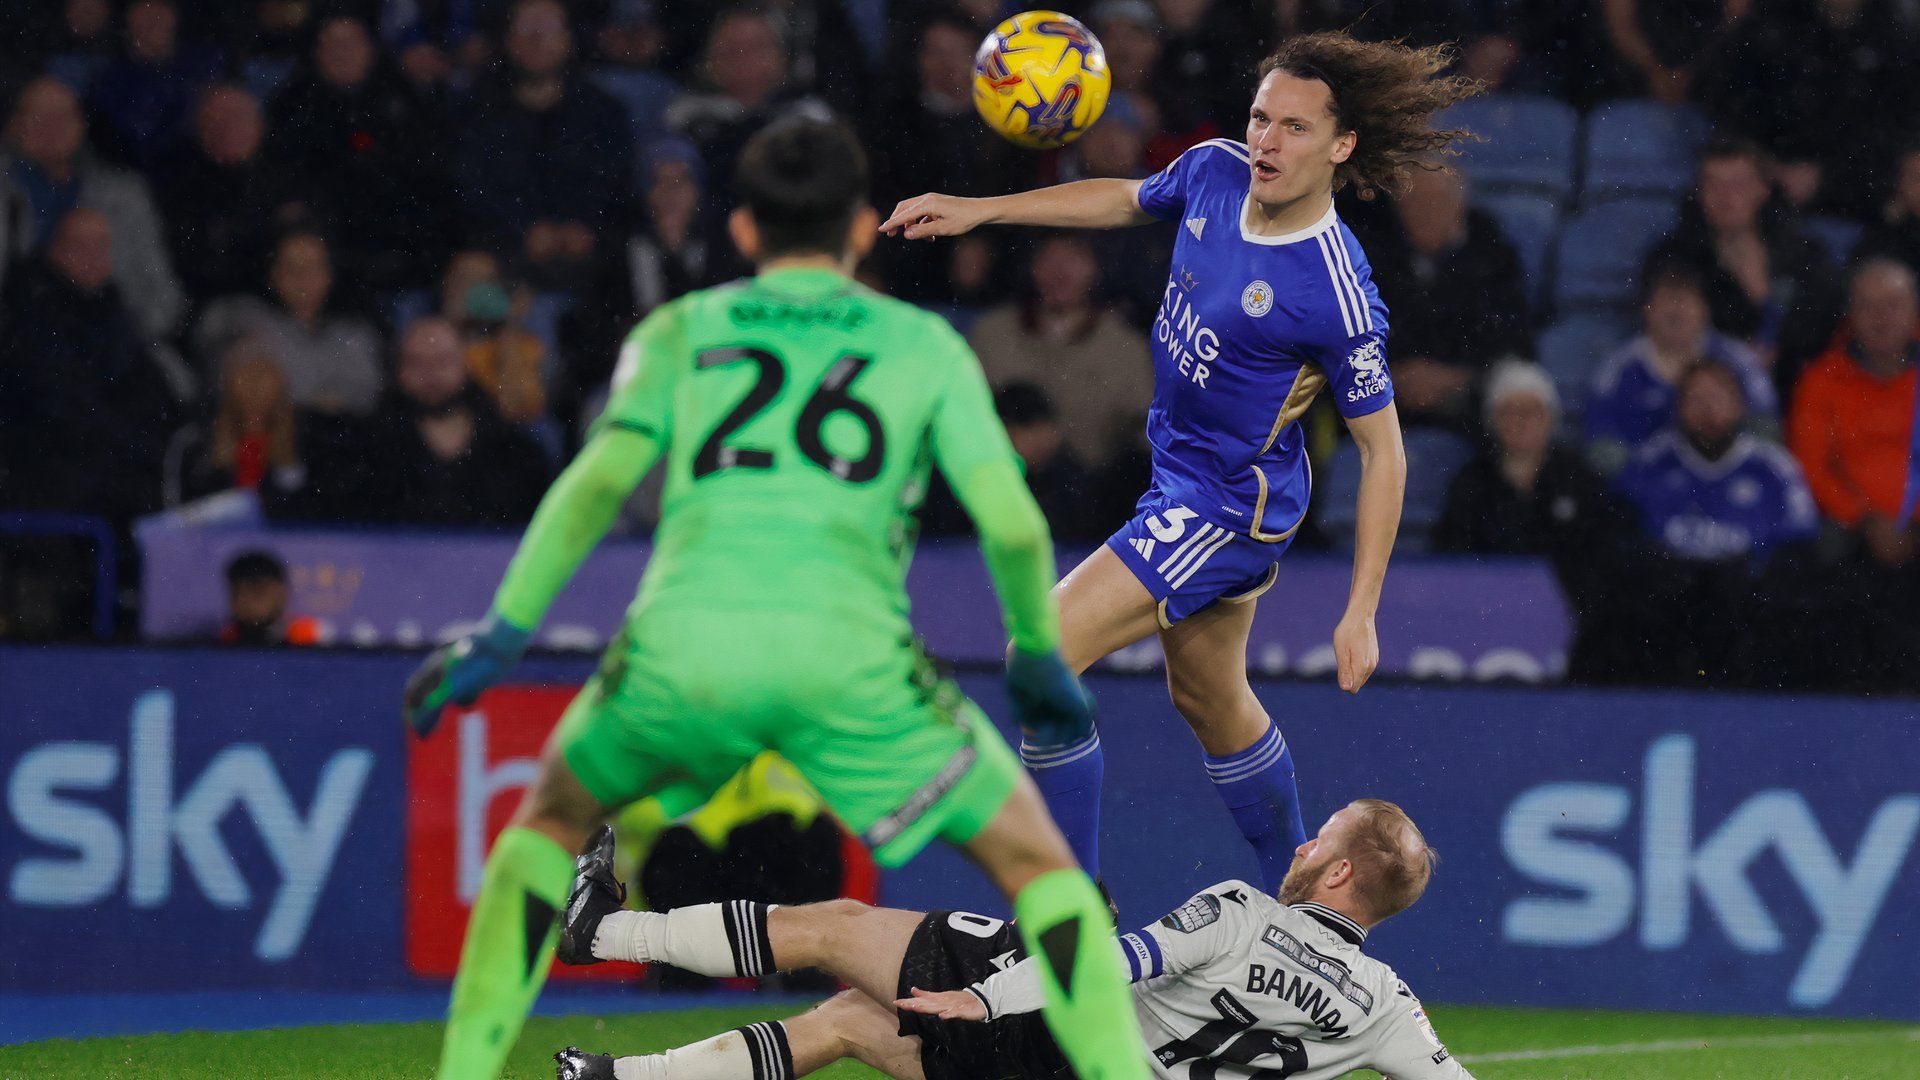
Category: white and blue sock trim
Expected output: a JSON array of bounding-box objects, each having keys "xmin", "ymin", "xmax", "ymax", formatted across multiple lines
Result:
[
  {"xmin": 1020, "ymin": 730, "xmax": 1101, "ymax": 770},
  {"xmin": 1204, "ymin": 723, "xmax": 1288, "ymax": 786}
]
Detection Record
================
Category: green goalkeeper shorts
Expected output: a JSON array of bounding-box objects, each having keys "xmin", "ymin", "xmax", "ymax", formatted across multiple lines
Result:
[{"xmin": 555, "ymin": 606, "xmax": 1020, "ymax": 868}]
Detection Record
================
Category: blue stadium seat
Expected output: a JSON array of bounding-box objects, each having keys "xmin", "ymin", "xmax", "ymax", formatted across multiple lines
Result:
[
  {"xmin": 591, "ymin": 68, "xmax": 683, "ymax": 139},
  {"xmin": 1440, "ymin": 94, "xmax": 1580, "ymax": 201},
  {"xmin": 1537, "ymin": 313, "xmax": 1635, "ymax": 416},
  {"xmin": 244, "ymin": 58, "xmax": 294, "ymax": 102},
  {"xmin": 1580, "ymin": 100, "xmax": 1710, "ymax": 208},
  {"xmin": 1551, "ymin": 199, "xmax": 1681, "ymax": 315},
  {"xmin": 46, "ymin": 53, "xmax": 107, "ymax": 95},
  {"xmin": 1474, "ymin": 191, "xmax": 1560, "ymax": 311},
  {"xmin": 1319, "ymin": 428, "xmax": 1474, "ymax": 553},
  {"xmin": 1803, "ymin": 216, "xmax": 1864, "ymax": 267}
]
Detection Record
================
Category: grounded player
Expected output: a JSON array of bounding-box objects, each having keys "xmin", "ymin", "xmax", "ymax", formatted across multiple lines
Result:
[
  {"xmin": 555, "ymin": 798, "xmax": 1470, "ymax": 1080},
  {"xmin": 879, "ymin": 33, "xmax": 1479, "ymax": 891},
  {"xmin": 402, "ymin": 118, "xmax": 1145, "ymax": 1080}
]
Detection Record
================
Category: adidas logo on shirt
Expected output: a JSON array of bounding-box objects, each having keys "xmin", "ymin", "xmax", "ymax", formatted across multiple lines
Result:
[{"xmin": 1186, "ymin": 217, "xmax": 1206, "ymax": 240}]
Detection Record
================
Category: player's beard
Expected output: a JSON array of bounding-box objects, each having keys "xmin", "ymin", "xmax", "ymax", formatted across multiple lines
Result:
[{"xmin": 1276, "ymin": 848, "xmax": 1338, "ymax": 905}]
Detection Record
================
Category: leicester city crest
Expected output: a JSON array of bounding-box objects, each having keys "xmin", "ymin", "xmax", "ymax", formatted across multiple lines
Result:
[{"xmin": 1241, "ymin": 280, "xmax": 1273, "ymax": 317}]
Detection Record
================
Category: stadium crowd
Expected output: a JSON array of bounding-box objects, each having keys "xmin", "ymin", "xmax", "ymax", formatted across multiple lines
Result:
[{"xmin": 0, "ymin": 0, "xmax": 1915, "ymax": 691}]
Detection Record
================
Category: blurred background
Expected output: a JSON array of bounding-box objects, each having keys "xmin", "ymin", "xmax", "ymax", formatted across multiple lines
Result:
[{"xmin": 0, "ymin": 0, "xmax": 1916, "ymax": 1050}]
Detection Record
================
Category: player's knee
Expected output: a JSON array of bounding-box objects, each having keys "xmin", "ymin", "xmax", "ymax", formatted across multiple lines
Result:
[
  {"xmin": 804, "ymin": 991, "xmax": 870, "ymax": 1060},
  {"xmin": 511, "ymin": 756, "xmax": 607, "ymax": 840}
]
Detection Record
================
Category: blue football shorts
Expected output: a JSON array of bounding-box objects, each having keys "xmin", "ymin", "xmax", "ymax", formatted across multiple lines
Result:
[{"xmin": 1104, "ymin": 490, "xmax": 1291, "ymax": 628}]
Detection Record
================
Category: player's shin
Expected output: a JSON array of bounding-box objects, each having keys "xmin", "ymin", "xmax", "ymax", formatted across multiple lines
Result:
[
  {"xmin": 436, "ymin": 827, "xmax": 575, "ymax": 1080},
  {"xmin": 1012, "ymin": 869, "xmax": 1149, "ymax": 1080},
  {"xmin": 1203, "ymin": 720, "xmax": 1307, "ymax": 894},
  {"xmin": 607, "ymin": 1022, "xmax": 796, "ymax": 1080},
  {"xmin": 592, "ymin": 902, "xmax": 776, "ymax": 977},
  {"xmin": 1019, "ymin": 730, "xmax": 1105, "ymax": 876}
]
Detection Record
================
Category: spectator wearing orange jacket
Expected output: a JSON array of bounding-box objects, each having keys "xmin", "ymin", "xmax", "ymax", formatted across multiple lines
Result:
[{"xmin": 1788, "ymin": 259, "xmax": 1920, "ymax": 568}]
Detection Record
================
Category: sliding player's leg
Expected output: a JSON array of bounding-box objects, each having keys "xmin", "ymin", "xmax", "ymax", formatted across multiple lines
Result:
[
  {"xmin": 1161, "ymin": 592, "xmax": 1306, "ymax": 893},
  {"xmin": 1019, "ymin": 544, "xmax": 1162, "ymax": 876},
  {"xmin": 960, "ymin": 775, "xmax": 1147, "ymax": 1080},
  {"xmin": 778, "ymin": 648, "xmax": 1146, "ymax": 1080},
  {"xmin": 557, "ymin": 990, "xmax": 924, "ymax": 1080}
]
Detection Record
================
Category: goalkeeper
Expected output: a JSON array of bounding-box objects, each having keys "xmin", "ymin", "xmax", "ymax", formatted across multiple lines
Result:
[{"xmin": 403, "ymin": 116, "xmax": 1146, "ymax": 1080}]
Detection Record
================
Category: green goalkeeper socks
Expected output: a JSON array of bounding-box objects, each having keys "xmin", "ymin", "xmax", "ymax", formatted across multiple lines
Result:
[
  {"xmin": 436, "ymin": 826, "xmax": 576, "ymax": 1080},
  {"xmin": 1013, "ymin": 869, "xmax": 1149, "ymax": 1080}
]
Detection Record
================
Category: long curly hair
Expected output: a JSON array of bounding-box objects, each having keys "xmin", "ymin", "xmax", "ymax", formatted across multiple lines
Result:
[{"xmin": 1258, "ymin": 33, "xmax": 1482, "ymax": 201}]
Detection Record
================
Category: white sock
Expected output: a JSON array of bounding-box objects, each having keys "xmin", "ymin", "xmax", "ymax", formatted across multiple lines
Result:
[
  {"xmin": 592, "ymin": 902, "xmax": 775, "ymax": 976},
  {"xmin": 614, "ymin": 1022, "xmax": 792, "ymax": 1080}
]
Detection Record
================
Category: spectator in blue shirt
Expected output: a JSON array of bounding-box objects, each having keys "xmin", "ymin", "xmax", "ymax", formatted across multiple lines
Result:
[
  {"xmin": 1615, "ymin": 360, "xmax": 1818, "ymax": 567},
  {"xmin": 1588, "ymin": 260, "xmax": 1779, "ymax": 472},
  {"xmin": 87, "ymin": 0, "xmax": 223, "ymax": 173}
]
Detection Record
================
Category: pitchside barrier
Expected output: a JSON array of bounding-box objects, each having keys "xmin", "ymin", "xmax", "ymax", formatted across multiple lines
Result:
[
  {"xmin": 139, "ymin": 528, "xmax": 1572, "ymax": 682},
  {"xmin": 2, "ymin": 646, "xmax": 1915, "ymax": 1020}
]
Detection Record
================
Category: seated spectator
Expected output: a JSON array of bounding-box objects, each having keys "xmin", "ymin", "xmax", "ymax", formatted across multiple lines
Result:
[
  {"xmin": 156, "ymin": 84, "xmax": 295, "ymax": 306},
  {"xmin": 219, "ymin": 550, "xmax": 320, "ymax": 646},
  {"xmin": 1584, "ymin": 361, "xmax": 1820, "ymax": 685},
  {"xmin": 87, "ymin": 0, "xmax": 222, "ymax": 172},
  {"xmin": 1363, "ymin": 166, "xmax": 1531, "ymax": 429},
  {"xmin": 968, "ymin": 233, "xmax": 1153, "ymax": 472},
  {"xmin": 655, "ymin": 0, "xmax": 867, "ymax": 117},
  {"xmin": 1597, "ymin": 0, "xmax": 1743, "ymax": 105},
  {"xmin": 1854, "ymin": 144, "xmax": 1920, "ymax": 277},
  {"xmin": 665, "ymin": 7, "xmax": 830, "ymax": 197},
  {"xmin": 454, "ymin": 0, "xmax": 632, "ymax": 289},
  {"xmin": 1587, "ymin": 261, "xmax": 1778, "ymax": 471},
  {"xmin": 0, "ymin": 76, "xmax": 185, "ymax": 340},
  {"xmin": 265, "ymin": 13, "xmax": 448, "ymax": 293},
  {"xmin": 163, "ymin": 339, "xmax": 309, "ymax": 508},
  {"xmin": 563, "ymin": 141, "xmax": 743, "ymax": 407},
  {"xmin": 1433, "ymin": 361, "xmax": 1623, "ymax": 565},
  {"xmin": 1073, "ymin": 95, "xmax": 1175, "ymax": 327},
  {"xmin": 1698, "ymin": 0, "xmax": 1917, "ymax": 220},
  {"xmin": 361, "ymin": 316, "xmax": 549, "ymax": 526},
  {"xmin": 440, "ymin": 250, "xmax": 548, "ymax": 426},
  {"xmin": 1618, "ymin": 361, "xmax": 1819, "ymax": 567},
  {"xmin": 998, "ymin": 383, "xmax": 1102, "ymax": 542},
  {"xmin": 871, "ymin": 9, "xmax": 1021, "ymax": 304},
  {"xmin": 1643, "ymin": 137, "xmax": 1840, "ymax": 387},
  {"xmin": 1788, "ymin": 259, "xmax": 1920, "ymax": 560},
  {"xmin": 196, "ymin": 230, "xmax": 385, "ymax": 417},
  {"xmin": 1151, "ymin": 0, "xmax": 1261, "ymax": 137},
  {"xmin": 0, "ymin": 208, "xmax": 177, "ymax": 518}
]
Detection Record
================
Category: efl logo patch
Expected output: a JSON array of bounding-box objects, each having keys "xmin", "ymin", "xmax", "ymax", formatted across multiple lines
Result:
[
  {"xmin": 1160, "ymin": 893, "xmax": 1223, "ymax": 933},
  {"xmin": 1241, "ymin": 280, "xmax": 1273, "ymax": 317}
]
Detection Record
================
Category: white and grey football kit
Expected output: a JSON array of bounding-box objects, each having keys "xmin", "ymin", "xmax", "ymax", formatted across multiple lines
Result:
[{"xmin": 967, "ymin": 881, "xmax": 1473, "ymax": 1080}]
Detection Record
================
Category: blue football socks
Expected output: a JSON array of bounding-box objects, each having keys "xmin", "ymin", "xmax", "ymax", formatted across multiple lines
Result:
[
  {"xmin": 1020, "ymin": 729, "xmax": 1105, "ymax": 877},
  {"xmin": 1204, "ymin": 721, "xmax": 1307, "ymax": 893}
]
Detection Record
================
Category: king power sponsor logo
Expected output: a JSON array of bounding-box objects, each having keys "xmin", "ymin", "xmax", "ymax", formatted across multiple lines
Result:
[
  {"xmin": 1500, "ymin": 733, "xmax": 1920, "ymax": 1007},
  {"xmin": 5, "ymin": 689, "xmax": 374, "ymax": 962}
]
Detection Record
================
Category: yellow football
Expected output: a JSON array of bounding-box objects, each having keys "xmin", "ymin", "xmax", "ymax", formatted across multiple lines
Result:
[{"xmin": 972, "ymin": 11, "xmax": 1111, "ymax": 150}]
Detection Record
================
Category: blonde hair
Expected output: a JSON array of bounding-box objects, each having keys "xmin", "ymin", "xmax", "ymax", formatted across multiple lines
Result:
[{"xmin": 1344, "ymin": 798, "xmax": 1437, "ymax": 922}]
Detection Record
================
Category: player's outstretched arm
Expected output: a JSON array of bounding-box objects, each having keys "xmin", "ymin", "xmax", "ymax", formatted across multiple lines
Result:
[
  {"xmin": 1336, "ymin": 404, "xmax": 1406, "ymax": 694},
  {"xmin": 879, "ymin": 178, "xmax": 1152, "ymax": 240},
  {"xmin": 402, "ymin": 427, "xmax": 660, "ymax": 735}
]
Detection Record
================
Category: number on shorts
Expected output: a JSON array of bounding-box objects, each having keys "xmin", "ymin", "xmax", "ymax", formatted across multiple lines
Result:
[{"xmin": 947, "ymin": 912, "xmax": 1007, "ymax": 938}]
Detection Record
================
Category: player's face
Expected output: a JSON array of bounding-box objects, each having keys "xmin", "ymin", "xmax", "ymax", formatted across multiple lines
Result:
[
  {"xmin": 1276, "ymin": 807, "xmax": 1355, "ymax": 903},
  {"xmin": 1245, "ymin": 72, "xmax": 1354, "ymax": 210}
]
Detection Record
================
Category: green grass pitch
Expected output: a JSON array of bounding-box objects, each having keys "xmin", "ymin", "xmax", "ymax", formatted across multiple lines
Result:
[{"xmin": 1, "ymin": 1003, "xmax": 1913, "ymax": 1079}]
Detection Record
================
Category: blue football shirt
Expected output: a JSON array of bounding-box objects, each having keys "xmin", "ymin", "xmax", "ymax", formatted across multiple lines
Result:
[
  {"xmin": 1135, "ymin": 139, "xmax": 1394, "ymax": 542},
  {"xmin": 1615, "ymin": 432, "xmax": 1819, "ymax": 562}
]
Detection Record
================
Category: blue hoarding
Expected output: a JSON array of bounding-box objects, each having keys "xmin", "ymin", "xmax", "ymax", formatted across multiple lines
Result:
[{"xmin": 3, "ymin": 647, "xmax": 1915, "ymax": 1020}]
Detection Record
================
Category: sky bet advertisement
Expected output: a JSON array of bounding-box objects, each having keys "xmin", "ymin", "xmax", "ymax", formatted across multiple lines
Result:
[{"xmin": 2, "ymin": 647, "xmax": 1916, "ymax": 1020}]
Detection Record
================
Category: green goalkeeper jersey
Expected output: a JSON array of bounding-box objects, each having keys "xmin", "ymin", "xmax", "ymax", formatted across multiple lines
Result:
[{"xmin": 488, "ymin": 264, "xmax": 1059, "ymax": 653}]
